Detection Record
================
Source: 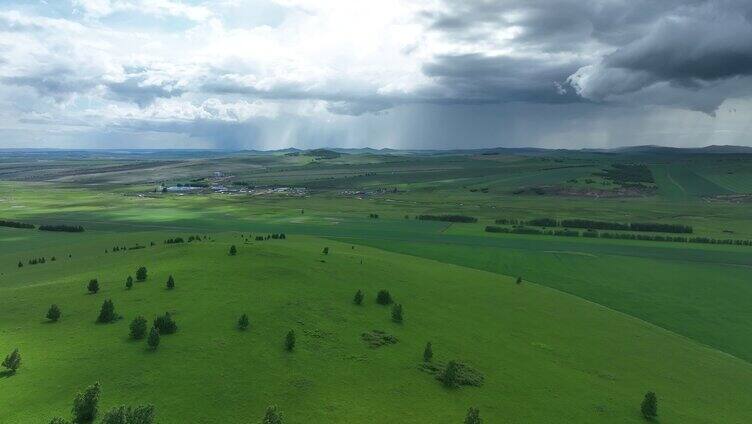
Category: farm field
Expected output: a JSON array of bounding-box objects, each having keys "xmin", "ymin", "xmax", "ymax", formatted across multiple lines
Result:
[{"xmin": 2, "ymin": 147, "xmax": 752, "ymax": 423}]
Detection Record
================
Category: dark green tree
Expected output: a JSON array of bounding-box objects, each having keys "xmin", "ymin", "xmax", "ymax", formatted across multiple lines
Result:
[
  {"xmin": 353, "ymin": 290, "xmax": 364, "ymax": 305},
  {"xmin": 516, "ymin": 276, "xmax": 522, "ymax": 284},
  {"xmin": 2, "ymin": 348, "xmax": 21, "ymax": 373},
  {"xmin": 464, "ymin": 407, "xmax": 482, "ymax": 424},
  {"xmin": 87, "ymin": 279, "xmax": 99, "ymax": 294},
  {"xmin": 153, "ymin": 312, "xmax": 177, "ymax": 334},
  {"xmin": 641, "ymin": 391, "xmax": 658, "ymax": 420},
  {"xmin": 376, "ymin": 289, "xmax": 393, "ymax": 305},
  {"xmin": 391, "ymin": 303, "xmax": 403, "ymax": 323},
  {"xmin": 442, "ymin": 360, "xmax": 460, "ymax": 388},
  {"xmin": 285, "ymin": 330, "xmax": 296, "ymax": 351},
  {"xmin": 238, "ymin": 313, "xmax": 249, "ymax": 331},
  {"xmin": 229, "ymin": 245, "xmax": 237, "ymax": 256},
  {"xmin": 423, "ymin": 342, "xmax": 433, "ymax": 362},
  {"xmin": 125, "ymin": 276, "xmax": 133, "ymax": 290},
  {"xmin": 96, "ymin": 299, "xmax": 117, "ymax": 323},
  {"xmin": 136, "ymin": 266, "xmax": 147, "ymax": 282},
  {"xmin": 166, "ymin": 275, "xmax": 175, "ymax": 290},
  {"xmin": 101, "ymin": 404, "xmax": 155, "ymax": 424},
  {"xmin": 147, "ymin": 327, "xmax": 160, "ymax": 350},
  {"xmin": 18, "ymin": 261, "xmax": 23, "ymax": 268},
  {"xmin": 47, "ymin": 304, "xmax": 62, "ymax": 322},
  {"xmin": 71, "ymin": 382, "xmax": 101, "ymax": 423},
  {"xmin": 262, "ymin": 405, "xmax": 283, "ymax": 424},
  {"xmin": 129, "ymin": 316, "xmax": 148, "ymax": 340},
  {"xmin": 322, "ymin": 247, "xmax": 329, "ymax": 255}
]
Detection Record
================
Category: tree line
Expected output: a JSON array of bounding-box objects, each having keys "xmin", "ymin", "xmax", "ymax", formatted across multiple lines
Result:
[
  {"xmin": 495, "ymin": 218, "xmax": 693, "ymax": 234},
  {"xmin": 417, "ymin": 215, "xmax": 478, "ymax": 223},
  {"xmin": 0, "ymin": 219, "xmax": 35, "ymax": 229},
  {"xmin": 39, "ymin": 224, "xmax": 85, "ymax": 233}
]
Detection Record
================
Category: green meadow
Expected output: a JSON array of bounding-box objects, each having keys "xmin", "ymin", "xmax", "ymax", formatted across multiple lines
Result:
[{"xmin": 2, "ymin": 149, "xmax": 752, "ymax": 423}]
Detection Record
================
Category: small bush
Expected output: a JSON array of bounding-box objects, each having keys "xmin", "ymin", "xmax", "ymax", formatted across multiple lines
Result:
[
  {"xmin": 423, "ymin": 342, "xmax": 433, "ymax": 362},
  {"xmin": 361, "ymin": 330, "xmax": 398, "ymax": 348},
  {"xmin": 376, "ymin": 290, "xmax": 393, "ymax": 305},
  {"xmin": 87, "ymin": 279, "xmax": 99, "ymax": 294},
  {"xmin": 96, "ymin": 300, "xmax": 117, "ymax": 324},
  {"xmin": 47, "ymin": 304, "xmax": 62, "ymax": 322},
  {"xmin": 238, "ymin": 313, "xmax": 249, "ymax": 331},
  {"xmin": 391, "ymin": 303, "xmax": 403, "ymax": 323},
  {"xmin": 125, "ymin": 276, "xmax": 133, "ymax": 290},
  {"xmin": 2, "ymin": 348, "xmax": 21, "ymax": 373},
  {"xmin": 641, "ymin": 391, "xmax": 658, "ymax": 420},
  {"xmin": 285, "ymin": 330, "xmax": 296, "ymax": 351},
  {"xmin": 262, "ymin": 405, "xmax": 283, "ymax": 424},
  {"xmin": 101, "ymin": 405, "xmax": 155, "ymax": 424},
  {"xmin": 153, "ymin": 312, "xmax": 177, "ymax": 334},
  {"xmin": 353, "ymin": 290, "xmax": 364, "ymax": 305},
  {"xmin": 464, "ymin": 407, "xmax": 482, "ymax": 424},
  {"xmin": 129, "ymin": 316, "xmax": 148, "ymax": 340},
  {"xmin": 72, "ymin": 382, "xmax": 101, "ymax": 423},
  {"xmin": 147, "ymin": 327, "xmax": 160, "ymax": 350},
  {"xmin": 166, "ymin": 275, "xmax": 175, "ymax": 290},
  {"xmin": 322, "ymin": 247, "xmax": 329, "ymax": 255},
  {"xmin": 136, "ymin": 267, "xmax": 147, "ymax": 282},
  {"xmin": 229, "ymin": 245, "xmax": 237, "ymax": 256}
]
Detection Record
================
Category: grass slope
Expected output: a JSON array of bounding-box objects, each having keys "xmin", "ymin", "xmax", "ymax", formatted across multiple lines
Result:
[{"xmin": 1, "ymin": 231, "xmax": 751, "ymax": 423}]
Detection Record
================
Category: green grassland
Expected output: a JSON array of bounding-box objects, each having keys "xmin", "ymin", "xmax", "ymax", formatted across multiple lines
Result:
[
  {"xmin": 2, "ymin": 231, "xmax": 752, "ymax": 423},
  {"xmin": 3, "ymin": 149, "xmax": 752, "ymax": 422}
]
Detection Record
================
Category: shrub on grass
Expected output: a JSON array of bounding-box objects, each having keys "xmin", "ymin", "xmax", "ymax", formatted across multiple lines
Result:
[
  {"xmin": 72, "ymin": 382, "xmax": 101, "ymax": 423},
  {"xmin": 153, "ymin": 312, "xmax": 177, "ymax": 334},
  {"xmin": 229, "ymin": 245, "xmax": 237, "ymax": 256},
  {"xmin": 376, "ymin": 290, "xmax": 393, "ymax": 305},
  {"xmin": 262, "ymin": 405, "xmax": 283, "ymax": 424},
  {"xmin": 464, "ymin": 407, "xmax": 482, "ymax": 424},
  {"xmin": 322, "ymin": 247, "xmax": 329, "ymax": 255},
  {"xmin": 353, "ymin": 290, "xmax": 364, "ymax": 305},
  {"xmin": 2, "ymin": 348, "xmax": 21, "ymax": 373},
  {"xmin": 96, "ymin": 300, "xmax": 117, "ymax": 323},
  {"xmin": 285, "ymin": 330, "xmax": 296, "ymax": 351},
  {"xmin": 48, "ymin": 418, "xmax": 69, "ymax": 424},
  {"xmin": 641, "ymin": 391, "xmax": 658, "ymax": 420},
  {"xmin": 391, "ymin": 303, "xmax": 403, "ymax": 323},
  {"xmin": 101, "ymin": 404, "xmax": 155, "ymax": 424},
  {"xmin": 125, "ymin": 276, "xmax": 133, "ymax": 289},
  {"xmin": 423, "ymin": 342, "xmax": 433, "ymax": 362},
  {"xmin": 136, "ymin": 266, "xmax": 147, "ymax": 282},
  {"xmin": 18, "ymin": 261, "xmax": 22, "ymax": 268},
  {"xmin": 47, "ymin": 304, "xmax": 61, "ymax": 322},
  {"xmin": 129, "ymin": 316, "xmax": 148, "ymax": 340},
  {"xmin": 516, "ymin": 276, "xmax": 522, "ymax": 284},
  {"xmin": 441, "ymin": 360, "xmax": 460, "ymax": 388},
  {"xmin": 87, "ymin": 279, "xmax": 99, "ymax": 294},
  {"xmin": 147, "ymin": 327, "xmax": 160, "ymax": 350},
  {"xmin": 166, "ymin": 275, "xmax": 175, "ymax": 290},
  {"xmin": 238, "ymin": 313, "xmax": 249, "ymax": 331}
]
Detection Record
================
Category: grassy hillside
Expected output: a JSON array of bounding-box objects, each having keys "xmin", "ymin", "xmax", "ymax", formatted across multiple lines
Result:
[{"xmin": 2, "ymin": 231, "xmax": 752, "ymax": 423}]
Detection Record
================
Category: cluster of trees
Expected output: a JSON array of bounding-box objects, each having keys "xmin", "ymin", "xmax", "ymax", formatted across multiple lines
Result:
[
  {"xmin": 494, "ymin": 218, "xmax": 693, "ymax": 234},
  {"xmin": 417, "ymin": 215, "xmax": 478, "ymax": 223},
  {"xmin": 187, "ymin": 235, "xmax": 206, "ymax": 242},
  {"xmin": 39, "ymin": 224, "xmax": 85, "ymax": 232},
  {"xmin": 354, "ymin": 289, "xmax": 403, "ymax": 322},
  {"xmin": 19, "ymin": 256, "xmax": 55, "ymax": 267},
  {"xmin": 594, "ymin": 163, "xmax": 654, "ymax": 184},
  {"xmin": 254, "ymin": 233, "xmax": 286, "ymax": 241},
  {"xmin": 47, "ymin": 382, "xmax": 156, "ymax": 424},
  {"xmin": 164, "ymin": 237, "xmax": 184, "ymax": 244},
  {"xmin": 369, "ymin": 213, "xmax": 380, "ymax": 219},
  {"xmin": 485, "ymin": 225, "xmax": 750, "ymax": 247},
  {"xmin": 0, "ymin": 219, "xmax": 35, "ymax": 229},
  {"xmin": 129, "ymin": 313, "xmax": 177, "ymax": 351}
]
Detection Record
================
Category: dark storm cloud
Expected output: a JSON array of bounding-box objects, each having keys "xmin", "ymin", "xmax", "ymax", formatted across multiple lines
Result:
[
  {"xmin": 105, "ymin": 75, "xmax": 185, "ymax": 107},
  {"xmin": 421, "ymin": 53, "xmax": 583, "ymax": 104},
  {"xmin": 1, "ymin": 68, "xmax": 97, "ymax": 102},
  {"xmin": 425, "ymin": 0, "xmax": 752, "ymax": 113}
]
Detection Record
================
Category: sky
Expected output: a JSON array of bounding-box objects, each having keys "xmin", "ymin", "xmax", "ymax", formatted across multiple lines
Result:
[{"xmin": 0, "ymin": 0, "xmax": 751, "ymax": 150}]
